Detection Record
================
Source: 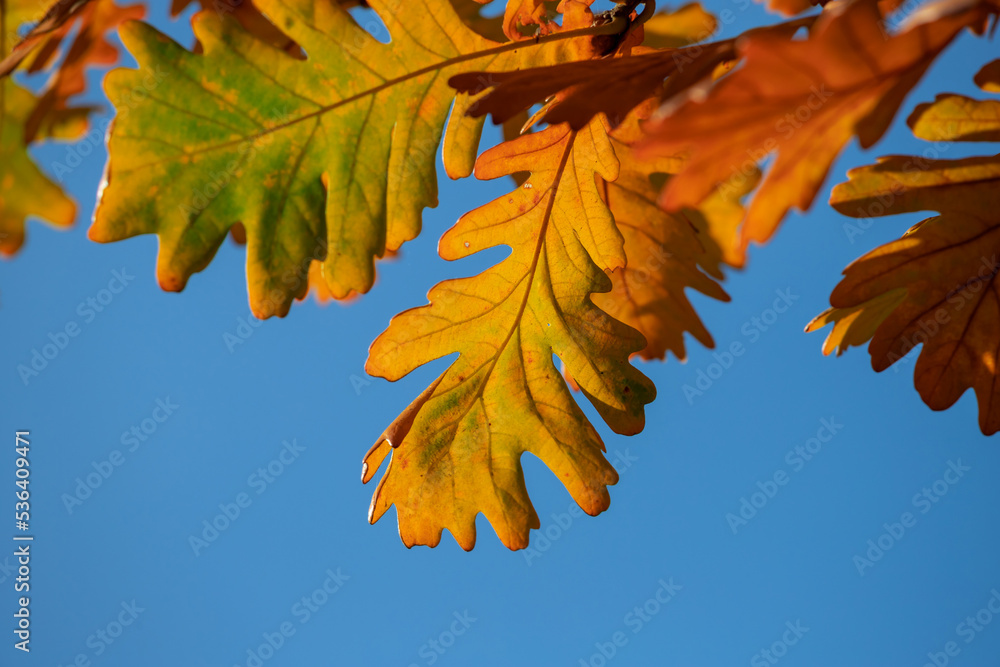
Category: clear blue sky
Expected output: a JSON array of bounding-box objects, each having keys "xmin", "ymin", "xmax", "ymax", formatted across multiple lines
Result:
[{"xmin": 2, "ymin": 1, "xmax": 999, "ymax": 665}]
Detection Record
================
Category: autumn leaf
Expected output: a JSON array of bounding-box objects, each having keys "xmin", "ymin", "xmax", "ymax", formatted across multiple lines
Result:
[
  {"xmin": 0, "ymin": 79, "xmax": 88, "ymax": 256},
  {"xmin": 976, "ymin": 59, "xmax": 1000, "ymax": 92},
  {"xmin": 22, "ymin": 0, "xmax": 144, "ymax": 143},
  {"xmin": 908, "ymin": 92, "xmax": 1000, "ymax": 142},
  {"xmin": 450, "ymin": 10, "xmax": 812, "ymax": 131},
  {"xmin": 641, "ymin": 2, "xmax": 717, "ymax": 48},
  {"xmin": 805, "ymin": 289, "xmax": 906, "ymax": 356},
  {"xmin": 640, "ymin": 0, "xmax": 987, "ymax": 255},
  {"xmin": 449, "ymin": 0, "xmax": 506, "ymax": 42},
  {"xmin": 811, "ymin": 59, "xmax": 1000, "ymax": 434},
  {"xmin": 450, "ymin": 4, "xmax": 724, "ymax": 129},
  {"xmin": 502, "ymin": 0, "xmax": 557, "ymax": 40},
  {"xmin": 362, "ymin": 121, "xmax": 655, "ymax": 550},
  {"xmin": 756, "ymin": 0, "xmax": 818, "ymax": 18},
  {"xmin": 90, "ymin": 0, "xmax": 620, "ymax": 318},
  {"xmin": 590, "ymin": 105, "xmax": 752, "ymax": 361},
  {"xmin": 0, "ymin": 0, "xmax": 96, "ymax": 77},
  {"xmin": 170, "ymin": 0, "xmax": 304, "ymax": 54}
]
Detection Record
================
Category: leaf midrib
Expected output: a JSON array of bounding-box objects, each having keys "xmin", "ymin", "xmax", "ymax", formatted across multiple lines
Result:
[{"xmin": 122, "ymin": 20, "xmax": 610, "ymax": 171}]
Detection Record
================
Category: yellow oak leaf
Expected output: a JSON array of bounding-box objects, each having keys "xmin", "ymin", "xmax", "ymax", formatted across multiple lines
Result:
[
  {"xmin": 640, "ymin": 2, "xmax": 717, "ymax": 48},
  {"xmin": 908, "ymin": 94, "xmax": 1000, "ymax": 142},
  {"xmin": 362, "ymin": 121, "xmax": 655, "ymax": 550},
  {"xmin": 805, "ymin": 289, "xmax": 907, "ymax": 356}
]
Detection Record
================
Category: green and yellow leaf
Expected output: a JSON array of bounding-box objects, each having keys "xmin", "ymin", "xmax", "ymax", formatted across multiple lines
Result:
[{"xmin": 90, "ymin": 0, "xmax": 613, "ymax": 317}]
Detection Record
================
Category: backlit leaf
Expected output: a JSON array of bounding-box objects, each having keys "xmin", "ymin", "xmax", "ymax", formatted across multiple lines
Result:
[
  {"xmin": 813, "ymin": 59, "xmax": 1000, "ymax": 433},
  {"xmin": 21, "ymin": 0, "xmax": 144, "ymax": 143},
  {"xmin": 821, "ymin": 155, "xmax": 1000, "ymax": 434},
  {"xmin": 90, "ymin": 0, "xmax": 613, "ymax": 318},
  {"xmin": 640, "ymin": 0, "xmax": 987, "ymax": 255},
  {"xmin": 449, "ymin": 15, "xmax": 809, "ymax": 131},
  {"xmin": 591, "ymin": 105, "xmax": 750, "ymax": 361},
  {"xmin": 362, "ymin": 120, "xmax": 655, "ymax": 550},
  {"xmin": 804, "ymin": 289, "xmax": 906, "ymax": 356},
  {"xmin": 0, "ymin": 79, "xmax": 87, "ymax": 256},
  {"xmin": 641, "ymin": 2, "xmax": 717, "ymax": 48}
]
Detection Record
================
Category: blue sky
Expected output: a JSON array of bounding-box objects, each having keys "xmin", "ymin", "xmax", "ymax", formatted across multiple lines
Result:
[{"xmin": 2, "ymin": 1, "xmax": 999, "ymax": 665}]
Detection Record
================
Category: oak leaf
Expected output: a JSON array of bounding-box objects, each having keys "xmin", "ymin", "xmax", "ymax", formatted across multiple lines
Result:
[
  {"xmin": 449, "ymin": 4, "xmax": 751, "ymax": 130},
  {"xmin": 591, "ymin": 105, "xmax": 753, "ymax": 361},
  {"xmin": 362, "ymin": 121, "xmax": 655, "ymax": 550},
  {"xmin": 0, "ymin": 80, "xmax": 88, "ymax": 256},
  {"xmin": 89, "ymin": 0, "xmax": 615, "ymax": 318},
  {"xmin": 0, "ymin": 0, "xmax": 96, "ymax": 77},
  {"xmin": 502, "ymin": 0, "xmax": 557, "ymax": 40},
  {"xmin": 450, "ymin": 14, "xmax": 828, "ymax": 139},
  {"xmin": 20, "ymin": 0, "xmax": 144, "ymax": 143},
  {"xmin": 641, "ymin": 0, "xmax": 988, "ymax": 255},
  {"xmin": 811, "ymin": 60, "xmax": 1000, "ymax": 434}
]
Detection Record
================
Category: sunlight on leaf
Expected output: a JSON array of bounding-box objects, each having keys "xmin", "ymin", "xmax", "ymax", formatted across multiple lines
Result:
[{"xmin": 362, "ymin": 120, "xmax": 655, "ymax": 550}]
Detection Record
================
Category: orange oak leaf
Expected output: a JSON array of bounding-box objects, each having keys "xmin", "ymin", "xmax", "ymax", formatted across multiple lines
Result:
[
  {"xmin": 503, "ymin": 0, "xmax": 557, "ymax": 40},
  {"xmin": 449, "ymin": 11, "xmax": 810, "ymax": 131},
  {"xmin": 362, "ymin": 120, "xmax": 655, "ymax": 550},
  {"xmin": 811, "ymin": 58, "xmax": 1000, "ymax": 434},
  {"xmin": 822, "ymin": 156, "xmax": 1000, "ymax": 434},
  {"xmin": 641, "ymin": 0, "xmax": 988, "ymax": 255},
  {"xmin": 591, "ymin": 105, "xmax": 753, "ymax": 360},
  {"xmin": 756, "ymin": 0, "xmax": 818, "ymax": 18}
]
